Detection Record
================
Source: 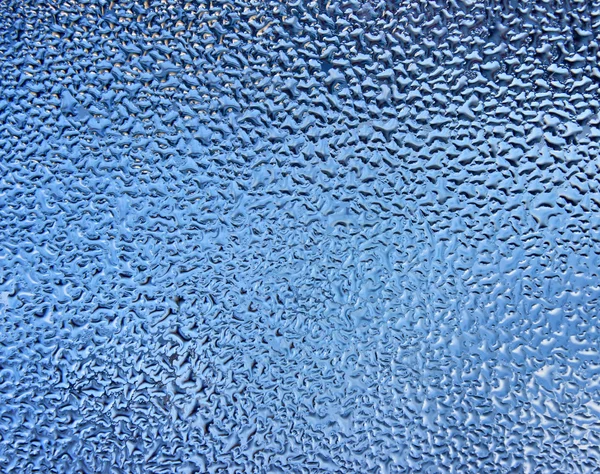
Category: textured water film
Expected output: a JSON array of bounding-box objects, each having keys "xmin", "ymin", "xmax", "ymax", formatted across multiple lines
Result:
[{"xmin": 1, "ymin": 0, "xmax": 600, "ymax": 472}]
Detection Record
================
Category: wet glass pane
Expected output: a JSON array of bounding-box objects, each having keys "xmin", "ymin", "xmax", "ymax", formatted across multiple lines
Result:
[{"xmin": 1, "ymin": 0, "xmax": 600, "ymax": 472}]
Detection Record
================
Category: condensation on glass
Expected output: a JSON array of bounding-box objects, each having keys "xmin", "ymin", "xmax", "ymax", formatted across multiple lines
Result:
[{"xmin": 1, "ymin": 0, "xmax": 599, "ymax": 472}]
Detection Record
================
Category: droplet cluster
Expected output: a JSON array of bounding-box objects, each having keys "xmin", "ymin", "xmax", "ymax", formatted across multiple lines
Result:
[{"xmin": 1, "ymin": 0, "xmax": 600, "ymax": 472}]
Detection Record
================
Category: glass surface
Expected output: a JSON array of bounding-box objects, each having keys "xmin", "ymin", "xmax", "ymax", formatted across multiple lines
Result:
[{"xmin": 1, "ymin": 1, "xmax": 600, "ymax": 472}]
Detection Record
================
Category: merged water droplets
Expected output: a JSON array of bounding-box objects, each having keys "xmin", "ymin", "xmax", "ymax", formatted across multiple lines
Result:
[{"xmin": 1, "ymin": 0, "xmax": 600, "ymax": 472}]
